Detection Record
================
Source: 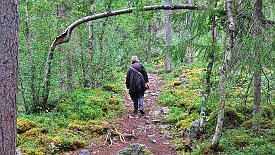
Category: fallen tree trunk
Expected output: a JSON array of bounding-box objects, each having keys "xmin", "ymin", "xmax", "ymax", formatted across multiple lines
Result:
[{"xmin": 42, "ymin": 4, "xmax": 198, "ymax": 107}]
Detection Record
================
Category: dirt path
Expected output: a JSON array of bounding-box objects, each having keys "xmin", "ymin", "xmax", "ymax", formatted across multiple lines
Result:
[{"xmin": 67, "ymin": 72, "xmax": 177, "ymax": 155}]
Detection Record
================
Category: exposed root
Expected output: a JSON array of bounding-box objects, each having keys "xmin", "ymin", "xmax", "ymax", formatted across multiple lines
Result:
[{"xmin": 104, "ymin": 128, "xmax": 126, "ymax": 147}]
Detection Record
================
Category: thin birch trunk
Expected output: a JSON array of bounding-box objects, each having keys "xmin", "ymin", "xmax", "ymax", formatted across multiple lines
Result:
[
  {"xmin": 212, "ymin": 0, "xmax": 234, "ymax": 150},
  {"xmin": 165, "ymin": 0, "xmax": 172, "ymax": 72},
  {"xmin": 147, "ymin": 24, "xmax": 152, "ymax": 64},
  {"xmin": 87, "ymin": 0, "xmax": 95, "ymax": 87},
  {"xmin": 66, "ymin": 51, "xmax": 73, "ymax": 92},
  {"xmin": 186, "ymin": 0, "xmax": 192, "ymax": 65},
  {"xmin": 205, "ymin": 0, "xmax": 217, "ymax": 99},
  {"xmin": 25, "ymin": 0, "xmax": 38, "ymax": 110},
  {"xmin": 19, "ymin": 73, "xmax": 28, "ymax": 112},
  {"xmin": 57, "ymin": 4, "xmax": 65, "ymax": 90}
]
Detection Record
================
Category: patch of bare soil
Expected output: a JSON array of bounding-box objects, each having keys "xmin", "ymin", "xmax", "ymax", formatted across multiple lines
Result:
[{"xmin": 65, "ymin": 72, "xmax": 177, "ymax": 155}]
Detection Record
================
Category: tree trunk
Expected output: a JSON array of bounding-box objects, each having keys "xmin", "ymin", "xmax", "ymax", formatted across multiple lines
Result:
[
  {"xmin": 19, "ymin": 72, "xmax": 28, "ymax": 112},
  {"xmin": 147, "ymin": 24, "xmax": 152, "ymax": 64},
  {"xmin": 0, "ymin": 0, "xmax": 19, "ymax": 154},
  {"xmin": 87, "ymin": 0, "xmax": 95, "ymax": 87},
  {"xmin": 212, "ymin": 0, "xmax": 234, "ymax": 150},
  {"xmin": 25, "ymin": 0, "xmax": 38, "ymax": 111},
  {"xmin": 66, "ymin": 51, "xmax": 73, "ymax": 91},
  {"xmin": 252, "ymin": 0, "xmax": 263, "ymax": 130},
  {"xmin": 42, "ymin": 3, "xmax": 197, "ymax": 106},
  {"xmin": 165, "ymin": 0, "xmax": 173, "ymax": 72},
  {"xmin": 186, "ymin": 0, "xmax": 192, "ymax": 65},
  {"xmin": 205, "ymin": 0, "xmax": 217, "ymax": 99},
  {"xmin": 57, "ymin": 4, "xmax": 65, "ymax": 90}
]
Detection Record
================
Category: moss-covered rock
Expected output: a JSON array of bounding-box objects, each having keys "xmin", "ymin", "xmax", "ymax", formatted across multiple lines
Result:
[
  {"xmin": 52, "ymin": 135, "xmax": 86, "ymax": 151},
  {"xmin": 176, "ymin": 113, "xmax": 200, "ymax": 131},
  {"xmin": 17, "ymin": 118, "xmax": 36, "ymax": 134}
]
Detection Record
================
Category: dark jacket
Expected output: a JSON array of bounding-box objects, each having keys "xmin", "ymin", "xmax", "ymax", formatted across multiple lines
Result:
[{"xmin": 126, "ymin": 62, "xmax": 149, "ymax": 94}]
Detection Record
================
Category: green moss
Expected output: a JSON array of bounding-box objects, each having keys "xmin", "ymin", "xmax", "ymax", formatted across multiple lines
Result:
[
  {"xmin": 21, "ymin": 147, "xmax": 45, "ymax": 155},
  {"xmin": 21, "ymin": 128, "xmax": 40, "ymax": 141},
  {"xmin": 102, "ymin": 83, "xmax": 125, "ymax": 94},
  {"xmin": 229, "ymin": 134, "xmax": 251, "ymax": 149},
  {"xmin": 176, "ymin": 113, "xmax": 200, "ymax": 131},
  {"xmin": 88, "ymin": 120, "xmax": 110, "ymax": 134},
  {"xmin": 17, "ymin": 118, "xmax": 36, "ymax": 134},
  {"xmin": 68, "ymin": 123, "xmax": 83, "ymax": 131}
]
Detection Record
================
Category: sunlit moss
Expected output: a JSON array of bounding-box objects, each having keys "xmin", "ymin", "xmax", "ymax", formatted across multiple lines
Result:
[{"xmin": 17, "ymin": 118, "xmax": 36, "ymax": 134}]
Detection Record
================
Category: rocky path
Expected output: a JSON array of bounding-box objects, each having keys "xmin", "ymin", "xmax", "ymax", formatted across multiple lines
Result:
[{"xmin": 68, "ymin": 72, "xmax": 177, "ymax": 155}]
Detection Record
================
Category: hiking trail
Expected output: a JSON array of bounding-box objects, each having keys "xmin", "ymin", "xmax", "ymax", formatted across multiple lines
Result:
[{"xmin": 66, "ymin": 72, "xmax": 177, "ymax": 155}]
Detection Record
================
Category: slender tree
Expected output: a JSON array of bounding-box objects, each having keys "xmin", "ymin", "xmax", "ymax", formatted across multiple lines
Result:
[
  {"xmin": 56, "ymin": 4, "xmax": 66, "ymax": 90},
  {"xmin": 185, "ymin": 0, "xmax": 192, "ymax": 65},
  {"xmin": 87, "ymin": 0, "xmax": 95, "ymax": 87},
  {"xmin": 252, "ymin": 0, "xmax": 263, "ymax": 130},
  {"xmin": 212, "ymin": 0, "xmax": 234, "ymax": 150},
  {"xmin": 205, "ymin": 0, "xmax": 217, "ymax": 99},
  {"xmin": 0, "ymin": 0, "xmax": 19, "ymax": 154},
  {"xmin": 165, "ymin": 0, "xmax": 173, "ymax": 72}
]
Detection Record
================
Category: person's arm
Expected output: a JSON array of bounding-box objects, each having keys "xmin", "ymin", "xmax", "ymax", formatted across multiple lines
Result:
[
  {"xmin": 141, "ymin": 64, "xmax": 149, "ymax": 83},
  {"xmin": 126, "ymin": 69, "xmax": 130, "ymax": 89}
]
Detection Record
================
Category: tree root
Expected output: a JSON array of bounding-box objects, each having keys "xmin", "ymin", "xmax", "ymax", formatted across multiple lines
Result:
[{"xmin": 104, "ymin": 128, "xmax": 126, "ymax": 147}]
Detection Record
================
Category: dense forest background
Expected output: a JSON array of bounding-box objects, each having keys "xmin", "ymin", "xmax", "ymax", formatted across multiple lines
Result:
[{"xmin": 13, "ymin": 0, "xmax": 275, "ymax": 154}]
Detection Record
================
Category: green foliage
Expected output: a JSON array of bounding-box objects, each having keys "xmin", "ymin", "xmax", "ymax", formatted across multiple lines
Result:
[{"xmin": 17, "ymin": 83, "xmax": 125, "ymax": 154}]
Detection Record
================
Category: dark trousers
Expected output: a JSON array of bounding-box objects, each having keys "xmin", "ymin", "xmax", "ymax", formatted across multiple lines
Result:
[{"xmin": 130, "ymin": 92, "xmax": 144, "ymax": 111}]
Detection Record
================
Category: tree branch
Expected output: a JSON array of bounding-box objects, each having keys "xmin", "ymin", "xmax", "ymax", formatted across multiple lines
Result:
[
  {"xmin": 52, "ymin": 4, "xmax": 198, "ymax": 48},
  {"xmin": 42, "ymin": 4, "xmax": 198, "ymax": 106}
]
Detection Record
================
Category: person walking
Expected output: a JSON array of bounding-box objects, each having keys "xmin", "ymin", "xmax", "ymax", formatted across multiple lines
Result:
[{"xmin": 126, "ymin": 56, "xmax": 149, "ymax": 115}]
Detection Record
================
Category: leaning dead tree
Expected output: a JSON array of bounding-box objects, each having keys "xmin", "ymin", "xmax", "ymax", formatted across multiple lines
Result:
[{"xmin": 42, "ymin": 4, "xmax": 198, "ymax": 107}]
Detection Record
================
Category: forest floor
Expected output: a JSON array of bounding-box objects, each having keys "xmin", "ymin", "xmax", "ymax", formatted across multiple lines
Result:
[{"xmin": 66, "ymin": 72, "xmax": 177, "ymax": 155}]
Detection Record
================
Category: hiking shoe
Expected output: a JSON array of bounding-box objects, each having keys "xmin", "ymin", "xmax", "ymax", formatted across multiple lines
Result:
[
  {"xmin": 139, "ymin": 110, "xmax": 145, "ymax": 115},
  {"xmin": 133, "ymin": 109, "xmax": 138, "ymax": 114}
]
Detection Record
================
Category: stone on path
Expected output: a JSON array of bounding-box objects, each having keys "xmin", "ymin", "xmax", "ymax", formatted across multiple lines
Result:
[
  {"xmin": 113, "ymin": 143, "xmax": 153, "ymax": 155},
  {"xmin": 162, "ymin": 107, "xmax": 170, "ymax": 114},
  {"xmin": 78, "ymin": 150, "xmax": 91, "ymax": 155},
  {"xmin": 124, "ymin": 134, "xmax": 136, "ymax": 141},
  {"xmin": 150, "ymin": 110, "xmax": 161, "ymax": 116},
  {"xmin": 151, "ymin": 119, "xmax": 162, "ymax": 124}
]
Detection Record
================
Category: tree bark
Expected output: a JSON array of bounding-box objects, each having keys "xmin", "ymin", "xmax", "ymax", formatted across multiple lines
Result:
[
  {"xmin": 87, "ymin": 0, "xmax": 95, "ymax": 87},
  {"xmin": 165, "ymin": 0, "xmax": 173, "ymax": 72},
  {"xmin": 57, "ymin": 4, "xmax": 65, "ymax": 90},
  {"xmin": 205, "ymin": 0, "xmax": 217, "ymax": 99},
  {"xmin": 42, "ymin": 3, "xmax": 198, "ymax": 106},
  {"xmin": 212, "ymin": 0, "xmax": 234, "ymax": 150},
  {"xmin": 147, "ymin": 24, "xmax": 152, "ymax": 64},
  {"xmin": 186, "ymin": 0, "xmax": 193, "ymax": 65},
  {"xmin": 252, "ymin": 0, "xmax": 263, "ymax": 130},
  {"xmin": 66, "ymin": 51, "xmax": 73, "ymax": 91},
  {"xmin": 0, "ymin": 0, "xmax": 19, "ymax": 154},
  {"xmin": 19, "ymin": 72, "xmax": 28, "ymax": 112}
]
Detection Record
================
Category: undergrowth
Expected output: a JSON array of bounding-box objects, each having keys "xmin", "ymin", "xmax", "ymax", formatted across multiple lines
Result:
[
  {"xmin": 17, "ymin": 69, "xmax": 126, "ymax": 154},
  {"xmin": 157, "ymin": 64, "xmax": 275, "ymax": 155}
]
